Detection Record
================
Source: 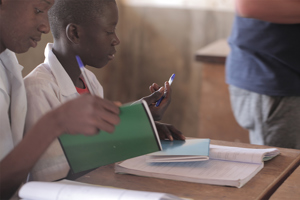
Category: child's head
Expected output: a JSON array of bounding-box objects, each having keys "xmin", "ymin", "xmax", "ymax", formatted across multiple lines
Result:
[
  {"xmin": 0, "ymin": 0, "xmax": 54, "ymax": 53},
  {"xmin": 49, "ymin": 0, "xmax": 120, "ymax": 68}
]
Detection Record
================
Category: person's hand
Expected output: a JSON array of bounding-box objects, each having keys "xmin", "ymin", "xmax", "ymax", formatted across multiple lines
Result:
[
  {"xmin": 155, "ymin": 121, "xmax": 185, "ymax": 141},
  {"xmin": 142, "ymin": 81, "xmax": 171, "ymax": 121},
  {"xmin": 54, "ymin": 94, "xmax": 120, "ymax": 136}
]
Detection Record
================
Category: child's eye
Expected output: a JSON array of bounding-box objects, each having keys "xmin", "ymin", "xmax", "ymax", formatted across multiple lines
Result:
[
  {"xmin": 106, "ymin": 28, "xmax": 117, "ymax": 35},
  {"xmin": 106, "ymin": 31, "xmax": 115, "ymax": 35},
  {"xmin": 35, "ymin": 8, "xmax": 44, "ymax": 14}
]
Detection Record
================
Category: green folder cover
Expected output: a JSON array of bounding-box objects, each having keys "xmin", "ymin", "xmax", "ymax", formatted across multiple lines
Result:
[{"xmin": 59, "ymin": 100, "xmax": 162, "ymax": 173}]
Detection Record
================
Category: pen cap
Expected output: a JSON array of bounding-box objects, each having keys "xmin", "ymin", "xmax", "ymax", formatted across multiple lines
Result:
[
  {"xmin": 168, "ymin": 73, "xmax": 175, "ymax": 85},
  {"xmin": 76, "ymin": 55, "xmax": 84, "ymax": 69}
]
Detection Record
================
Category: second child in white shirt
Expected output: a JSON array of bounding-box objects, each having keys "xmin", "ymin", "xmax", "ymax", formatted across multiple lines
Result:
[{"xmin": 24, "ymin": 0, "xmax": 185, "ymax": 182}]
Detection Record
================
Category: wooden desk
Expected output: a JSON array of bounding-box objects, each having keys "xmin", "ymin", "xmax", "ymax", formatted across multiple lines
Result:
[
  {"xmin": 195, "ymin": 39, "xmax": 249, "ymax": 143},
  {"xmin": 270, "ymin": 165, "xmax": 300, "ymax": 200},
  {"xmin": 75, "ymin": 140, "xmax": 300, "ymax": 200}
]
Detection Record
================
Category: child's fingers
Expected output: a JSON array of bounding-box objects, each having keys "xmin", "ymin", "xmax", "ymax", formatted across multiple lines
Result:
[
  {"xmin": 149, "ymin": 83, "xmax": 160, "ymax": 93},
  {"xmin": 163, "ymin": 81, "xmax": 171, "ymax": 99},
  {"xmin": 143, "ymin": 88, "xmax": 164, "ymax": 105},
  {"xmin": 168, "ymin": 125, "xmax": 186, "ymax": 141},
  {"xmin": 114, "ymin": 101, "xmax": 122, "ymax": 107},
  {"xmin": 94, "ymin": 96, "xmax": 120, "ymax": 115}
]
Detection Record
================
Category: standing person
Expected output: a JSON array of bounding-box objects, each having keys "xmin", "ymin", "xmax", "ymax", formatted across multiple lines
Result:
[
  {"xmin": 0, "ymin": 0, "xmax": 120, "ymax": 199},
  {"xmin": 226, "ymin": 0, "xmax": 300, "ymax": 149},
  {"xmin": 24, "ymin": 0, "xmax": 185, "ymax": 182}
]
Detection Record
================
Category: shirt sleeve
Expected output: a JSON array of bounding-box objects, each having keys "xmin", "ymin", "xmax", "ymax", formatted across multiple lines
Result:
[
  {"xmin": 24, "ymin": 77, "xmax": 62, "ymax": 133},
  {"xmin": 0, "ymin": 78, "xmax": 14, "ymax": 160}
]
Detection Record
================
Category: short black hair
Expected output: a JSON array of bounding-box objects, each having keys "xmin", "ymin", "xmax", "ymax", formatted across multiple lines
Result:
[{"xmin": 49, "ymin": 0, "xmax": 116, "ymax": 39}]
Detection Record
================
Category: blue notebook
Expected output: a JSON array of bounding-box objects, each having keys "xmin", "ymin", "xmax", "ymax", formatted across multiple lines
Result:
[{"xmin": 147, "ymin": 138, "xmax": 210, "ymax": 163}]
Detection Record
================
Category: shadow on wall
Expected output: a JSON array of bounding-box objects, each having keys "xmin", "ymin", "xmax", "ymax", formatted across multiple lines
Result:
[
  {"xmin": 17, "ymin": 2, "xmax": 234, "ymax": 138},
  {"xmin": 17, "ymin": 33, "xmax": 53, "ymax": 77}
]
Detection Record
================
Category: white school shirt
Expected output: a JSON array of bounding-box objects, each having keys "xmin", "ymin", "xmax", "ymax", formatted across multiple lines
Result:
[
  {"xmin": 24, "ymin": 43, "xmax": 104, "ymax": 181},
  {"xmin": 0, "ymin": 49, "xmax": 27, "ymax": 161}
]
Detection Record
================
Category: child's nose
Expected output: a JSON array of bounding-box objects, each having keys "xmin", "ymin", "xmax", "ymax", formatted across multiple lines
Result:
[
  {"xmin": 38, "ymin": 15, "xmax": 50, "ymax": 34},
  {"xmin": 112, "ymin": 35, "xmax": 120, "ymax": 46}
]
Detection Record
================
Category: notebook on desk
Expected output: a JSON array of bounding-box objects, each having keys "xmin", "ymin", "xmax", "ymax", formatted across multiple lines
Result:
[
  {"xmin": 147, "ymin": 139, "xmax": 210, "ymax": 163},
  {"xmin": 115, "ymin": 139, "xmax": 280, "ymax": 188}
]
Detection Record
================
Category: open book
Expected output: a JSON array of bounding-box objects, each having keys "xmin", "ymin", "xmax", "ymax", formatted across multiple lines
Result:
[
  {"xmin": 59, "ymin": 100, "xmax": 162, "ymax": 173},
  {"xmin": 18, "ymin": 180, "xmax": 183, "ymax": 200},
  {"xmin": 147, "ymin": 139, "xmax": 210, "ymax": 162},
  {"xmin": 115, "ymin": 139, "xmax": 280, "ymax": 188}
]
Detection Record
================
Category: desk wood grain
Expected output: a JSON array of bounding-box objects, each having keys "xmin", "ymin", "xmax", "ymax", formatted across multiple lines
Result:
[
  {"xmin": 75, "ymin": 140, "xmax": 300, "ymax": 200},
  {"xmin": 270, "ymin": 165, "xmax": 300, "ymax": 200}
]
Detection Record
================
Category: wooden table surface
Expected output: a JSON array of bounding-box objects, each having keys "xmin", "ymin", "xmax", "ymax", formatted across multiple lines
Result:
[
  {"xmin": 270, "ymin": 165, "xmax": 300, "ymax": 200},
  {"xmin": 75, "ymin": 140, "xmax": 300, "ymax": 200}
]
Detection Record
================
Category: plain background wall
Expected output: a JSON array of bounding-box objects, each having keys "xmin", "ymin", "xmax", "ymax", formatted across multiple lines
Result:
[{"xmin": 16, "ymin": 1, "xmax": 235, "ymax": 138}]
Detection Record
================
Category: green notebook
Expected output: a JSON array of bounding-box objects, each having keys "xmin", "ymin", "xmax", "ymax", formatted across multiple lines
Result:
[{"xmin": 59, "ymin": 100, "xmax": 161, "ymax": 173}]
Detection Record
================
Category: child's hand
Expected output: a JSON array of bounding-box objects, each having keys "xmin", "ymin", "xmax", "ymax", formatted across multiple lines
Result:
[
  {"xmin": 114, "ymin": 101, "xmax": 122, "ymax": 107},
  {"xmin": 54, "ymin": 94, "xmax": 120, "ymax": 136},
  {"xmin": 155, "ymin": 122, "xmax": 185, "ymax": 141},
  {"xmin": 141, "ymin": 81, "xmax": 171, "ymax": 121}
]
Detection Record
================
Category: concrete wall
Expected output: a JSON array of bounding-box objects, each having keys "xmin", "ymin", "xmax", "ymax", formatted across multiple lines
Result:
[{"xmin": 17, "ymin": 2, "xmax": 235, "ymax": 138}]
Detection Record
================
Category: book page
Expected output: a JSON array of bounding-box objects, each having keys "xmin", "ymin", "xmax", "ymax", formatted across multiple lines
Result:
[
  {"xmin": 116, "ymin": 155, "xmax": 263, "ymax": 188},
  {"xmin": 19, "ymin": 182, "xmax": 183, "ymax": 200},
  {"xmin": 209, "ymin": 145, "xmax": 279, "ymax": 164}
]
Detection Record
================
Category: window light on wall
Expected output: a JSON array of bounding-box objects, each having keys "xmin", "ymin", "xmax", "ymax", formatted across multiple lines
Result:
[{"xmin": 121, "ymin": 0, "xmax": 235, "ymax": 11}]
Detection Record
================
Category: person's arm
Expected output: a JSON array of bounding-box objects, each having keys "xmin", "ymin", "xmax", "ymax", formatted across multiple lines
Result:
[
  {"xmin": 0, "ymin": 94, "xmax": 120, "ymax": 199},
  {"xmin": 235, "ymin": 0, "xmax": 300, "ymax": 24}
]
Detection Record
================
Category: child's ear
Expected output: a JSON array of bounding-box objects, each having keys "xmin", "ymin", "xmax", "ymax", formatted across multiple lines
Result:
[{"xmin": 66, "ymin": 23, "xmax": 80, "ymax": 44}]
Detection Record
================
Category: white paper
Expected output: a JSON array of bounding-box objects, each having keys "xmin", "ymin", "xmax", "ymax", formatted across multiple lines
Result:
[
  {"xmin": 209, "ymin": 145, "xmax": 279, "ymax": 163},
  {"xmin": 19, "ymin": 181, "xmax": 183, "ymax": 200}
]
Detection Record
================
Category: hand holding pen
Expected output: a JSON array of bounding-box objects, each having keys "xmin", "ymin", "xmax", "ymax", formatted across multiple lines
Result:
[
  {"xmin": 143, "ymin": 73, "xmax": 174, "ymax": 121},
  {"xmin": 155, "ymin": 74, "xmax": 175, "ymax": 107}
]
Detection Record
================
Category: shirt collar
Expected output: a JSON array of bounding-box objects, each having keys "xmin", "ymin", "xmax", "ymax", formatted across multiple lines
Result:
[
  {"xmin": 44, "ymin": 43, "xmax": 78, "ymax": 97},
  {"xmin": 0, "ymin": 49, "xmax": 24, "ymax": 78}
]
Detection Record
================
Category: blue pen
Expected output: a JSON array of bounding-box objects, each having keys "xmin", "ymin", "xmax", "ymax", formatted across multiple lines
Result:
[
  {"xmin": 155, "ymin": 73, "xmax": 175, "ymax": 107},
  {"xmin": 76, "ymin": 55, "xmax": 96, "ymax": 95}
]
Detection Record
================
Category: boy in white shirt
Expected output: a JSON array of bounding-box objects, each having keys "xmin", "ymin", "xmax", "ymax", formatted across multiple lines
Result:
[
  {"xmin": 0, "ymin": 0, "xmax": 121, "ymax": 199},
  {"xmin": 24, "ymin": 0, "xmax": 185, "ymax": 182}
]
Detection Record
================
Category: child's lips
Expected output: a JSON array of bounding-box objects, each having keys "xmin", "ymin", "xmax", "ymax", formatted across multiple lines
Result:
[
  {"xmin": 108, "ymin": 54, "xmax": 115, "ymax": 60},
  {"xmin": 108, "ymin": 51, "xmax": 116, "ymax": 60},
  {"xmin": 30, "ymin": 38, "xmax": 38, "ymax": 48},
  {"xmin": 30, "ymin": 36, "xmax": 41, "ymax": 48}
]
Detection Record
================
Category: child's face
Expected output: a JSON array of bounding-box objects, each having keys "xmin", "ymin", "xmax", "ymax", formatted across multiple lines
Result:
[
  {"xmin": 0, "ymin": 0, "xmax": 54, "ymax": 53},
  {"xmin": 79, "ymin": 2, "xmax": 120, "ymax": 69}
]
